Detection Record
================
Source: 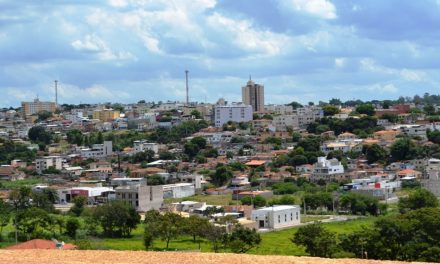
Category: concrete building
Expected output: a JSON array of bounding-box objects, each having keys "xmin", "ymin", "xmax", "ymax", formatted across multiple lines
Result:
[
  {"xmin": 272, "ymin": 115, "xmax": 299, "ymax": 131},
  {"xmin": 35, "ymin": 156, "xmax": 63, "ymax": 174},
  {"xmin": 251, "ymin": 205, "xmax": 301, "ymax": 230},
  {"xmin": 214, "ymin": 104, "xmax": 253, "ymax": 127},
  {"xmin": 22, "ymin": 98, "xmax": 56, "ymax": 116},
  {"xmin": 80, "ymin": 141, "xmax": 113, "ymax": 158},
  {"xmin": 92, "ymin": 109, "xmax": 120, "ymax": 122},
  {"xmin": 393, "ymin": 125, "xmax": 427, "ymax": 140},
  {"xmin": 297, "ymin": 106, "xmax": 324, "ymax": 128},
  {"xmin": 311, "ymin": 156, "xmax": 345, "ymax": 182},
  {"xmin": 133, "ymin": 140, "xmax": 159, "ymax": 154},
  {"xmin": 264, "ymin": 105, "xmax": 294, "ymax": 115},
  {"xmin": 115, "ymin": 183, "xmax": 163, "ymax": 212},
  {"xmin": 162, "ymin": 183, "xmax": 195, "ymax": 199},
  {"xmin": 242, "ymin": 79, "xmax": 264, "ymax": 113}
]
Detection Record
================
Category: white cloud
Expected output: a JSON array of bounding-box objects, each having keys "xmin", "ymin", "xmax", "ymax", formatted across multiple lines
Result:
[
  {"xmin": 71, "ymin": 34, "xmax": 136, "ymax": 61},
  {"xmin": 108, "ymin": 0, "xmax": 128, "ymax": 7},
  {"xmin": 283, "ymin": 0, "xmax": 337, "ymax": 19},
  {"xmin": 368, "ymin": 83, "xmax": 398, "ymax": 93},
  {"xmin": 360, "ymin": 58, "xmax": 425, "ymax": 81},
  {"xmin": 334, "ymin": 57, "xmax": 346, "ymax": 67},
  {"xmin": 207, "ymin": 13, "xmax": 290, "ymax": 56}
]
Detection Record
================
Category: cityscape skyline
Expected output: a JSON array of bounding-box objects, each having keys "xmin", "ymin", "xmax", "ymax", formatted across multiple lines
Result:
[{"xmin": 2, "ymin": 0, "xmax": 440, "ymax": 107}]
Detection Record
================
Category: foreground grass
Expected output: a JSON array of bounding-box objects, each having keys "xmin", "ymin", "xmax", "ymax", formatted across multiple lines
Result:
[{"xmin": 88, "ymin": 216, "xmax": 376, "ymax": 255}]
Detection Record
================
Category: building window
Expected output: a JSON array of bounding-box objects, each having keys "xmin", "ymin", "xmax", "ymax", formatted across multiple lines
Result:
[
  {"xmin": 285, "ymin": 214, "xmax": 287, "ymax": 222},
  {"xmin": 296, "ymin": 212, "xmax": 299, "ymax": 220},
  {"xmin": 291, "ymin": 213, "xmax": 293, "ymax": 221},
  {"xmin": 278, "ymin": 215, "xmax": 280, "ymax": 223}
]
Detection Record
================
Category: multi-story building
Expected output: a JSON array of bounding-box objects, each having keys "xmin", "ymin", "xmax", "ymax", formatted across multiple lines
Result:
[
  {"xmin": 296, "ymin": 106, "xmax": 324, "ymax": 128},
  {"xmin": 251, "ymin": 205, "xmax": 301, "ymax": 230},
  {"xmin": 214, "ymin": 104, "xmax": 252, "ymax": 127},
  {"xmin": 92, "ymin": 109, "xmax": 120, "ymax": 122},
  {"xmin": 264, "ymin": 105, "xmax": 294, "ymax": 115},
  {"xmin": 311, "ymin": 156, "xmax": 345, "ymax": 182},
  {"xmin": 272, "ymin": 115, "xmax": 299, "ymax": 131},
  {"xmin": 35, "ymin": 156, "xmax": 63, "ymax": 174},
  {"xmin": 80, "ymin": 141, "xmax": 113, "ymax": 158},
  {"xmin": 133, "ymin": 140, "xmax": 159, "ymax": 154},
  {"xmin": 22, "ymin": 98, "xmax": 56, "ymax": 116},
  {"xmin": 115, "ymin": 182, "xmax": 163, "ymax": 212},
  {"xmin": 242, "ymin": 79, "xmax": 264, "ymax": 113}
]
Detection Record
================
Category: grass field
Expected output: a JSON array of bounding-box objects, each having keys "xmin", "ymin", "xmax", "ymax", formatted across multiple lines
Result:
[{"xmin": 86, "ymin": 216, "xmax": 376, "ymax": 255}]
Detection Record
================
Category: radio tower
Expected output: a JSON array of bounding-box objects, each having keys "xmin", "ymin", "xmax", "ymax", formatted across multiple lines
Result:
[
  {"xmin": 54, "ymin": 80, "xmax": 58, "ymax": 107},
  {"xmin": 185, "ymin": 70, "xmax": 189, "ymax": 105}
]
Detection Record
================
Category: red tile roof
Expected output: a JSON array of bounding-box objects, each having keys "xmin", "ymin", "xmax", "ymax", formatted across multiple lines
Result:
[{"xmin": 5, "ymin": 239, "xmax": 76, "ymax": 250}]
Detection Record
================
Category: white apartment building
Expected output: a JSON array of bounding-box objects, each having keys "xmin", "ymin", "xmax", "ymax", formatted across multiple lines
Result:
[
  {"xmin": 80, "ymin": 141, "xmax": 113, "ymax": 158},
  {"xmin": 35, "ymin": 156, "xmax": 63, "ymax": 174},
  {"xmin": 264, "ymin": 105, "xmax": 294, "ymax": 115},
  {"xmin": 311, "ymin": 156, "xmax": 345, "ymax": 182},
  {"xmin": 393, "ymin": 125, "xmax": 427, "ymax": 140},
  {"xmin": 296, "ymin": 106, "xmax": 324, "ymax": 128},
  {"xmin": 133, "ymin": 140, "xmax": 159, "ymax": 154},
  {"xmin": 192, "ymin": 131, "xmax": 234, "ymax": 144},
  {"xmin": 214, "ymin": 104, "xmax": 253, "ymax": 127},
  {"xmin": 251, "ymin": 205, "xmax": 301, "ymax": 230},
  {"xmin": 272, "ymin": 114, "xmax": 299, "ymax": 131},
  {"xmin": 115, "ymin": 183, "xmax": 164, "ymax": 212}
]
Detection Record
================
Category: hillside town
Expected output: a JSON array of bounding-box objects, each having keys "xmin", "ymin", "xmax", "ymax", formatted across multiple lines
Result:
[{"xmin": 1, "ymin": 79, "xmax": 440, "ymax": 261}]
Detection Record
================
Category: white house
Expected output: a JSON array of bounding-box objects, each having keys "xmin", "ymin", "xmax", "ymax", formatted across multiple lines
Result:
[
  {"xmin": 311, "ymin": 156, "xmax": 345, "ymax": 182},
  {"xmin": 162, "ymin": 183, "xmax": 195, "ymax": 199},
  {"xmin": 80, "ymin": 141, "xmax": 113, "ymax": 158},
  {"xmin": 214, "ymin": 103, "xmax": 253, "ymax": 127},
  {"xmin": 251, "ymin": 205, "xmax": 301, "ymax": 230},
  {"xmin": 133, "ymin": 140, "xmax": 159, "ymax": 154}
]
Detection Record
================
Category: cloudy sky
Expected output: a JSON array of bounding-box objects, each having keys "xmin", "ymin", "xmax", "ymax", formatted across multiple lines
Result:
[{"xmin": 1, "ymin": 0, "xmax": 440, "ymax": 107}]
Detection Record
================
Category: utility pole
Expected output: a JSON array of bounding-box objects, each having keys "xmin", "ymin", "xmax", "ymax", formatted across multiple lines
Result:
[
  {"xmin": 185, "ymin": 70, "xmax": 189, "ymax": 105},
  {"xmin": 54, "ymin": 80, "xmax": 58, "ymax": 107}
]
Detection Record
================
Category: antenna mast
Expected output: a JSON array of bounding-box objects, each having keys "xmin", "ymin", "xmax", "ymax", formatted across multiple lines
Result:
[
  {"xmin": 185, "ymin": 70, "xmax": 189, "ymax": 105},
  {"xmin": 54, "ymin": 80, "xmax": 58, "ymax": 107}
]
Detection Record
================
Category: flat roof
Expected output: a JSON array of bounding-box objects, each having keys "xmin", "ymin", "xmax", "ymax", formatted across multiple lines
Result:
[{"xmin": 254, "ymin": 205, "xmax": 299, "ymax": 212}]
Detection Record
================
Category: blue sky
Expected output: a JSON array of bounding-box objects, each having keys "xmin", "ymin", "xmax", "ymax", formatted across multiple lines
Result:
[{"xmin": 1, "ymin": 0, "xmax": 440, "ymax": 107}]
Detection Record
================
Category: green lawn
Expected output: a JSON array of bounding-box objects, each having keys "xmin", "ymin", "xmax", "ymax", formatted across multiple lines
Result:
[
  {"xmin": 0, "ymin": 177, "xmax": 46, "ymax": 189},
  {"xmin": 86, "ymin": 216, "xmax": 376, "ymax": 255}
]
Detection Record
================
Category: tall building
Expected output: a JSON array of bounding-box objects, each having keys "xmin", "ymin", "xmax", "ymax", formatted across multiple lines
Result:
[
  {"xmin": 22, "ymin": 98, "xmax": 56, "ymax": 116},
  {"xmin": 242, "ymin": 78, "xmax": 264, "ymax": 113},
  {"xmin": 92, "ymin": 109, "xmax": 120, "ymax": 122},
  {"xmin": 214, "ymin": 103, "xmax": 253, "ymax": 127}
]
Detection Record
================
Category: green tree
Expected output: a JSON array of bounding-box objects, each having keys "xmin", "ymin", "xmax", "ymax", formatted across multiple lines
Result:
[
  {"xmin": 390, "ymin": 138, "xmax": 417, "ymax": 161},
  {"xmin": 363, "ymin": 144, "xmax": 387, "ymax": 164},
  {"xmin": 398, "ymin": 188, "xmax": 438, "ymax": 214},
  {"xmin": 292, "ymin": 223, "xmax": 337, "ymax": 257},
  {"xmin": 211, "ymin": 165, "xmax": 233, "ymax": 186},
  {"xmin": 190, "ymin": 136, "xmax": 207, "ymax": 149},
  {"xmin": 240, "ymin": 195, "xmax": 266, "ymax": 208},
  {"xmin": 356, "ymin": 104, "xmax": 375, "ymax": 116},
  {"xmin": 65, "ymin": 217, "xmax": 80, "ymax": 239},
  {"xmin": 0, "ymin": 200, "xmax": 11, "ymax": 238},
  {"xmin": 225, "ymin": 225, "xmax": 261, "ymax": 253},
  {"xmin": 204, "ymin": 224, "xmax": 226, "ymax": 252},
  {"xmin": 146, "ymin": 174, "xmax": 165, "ymax": 185},
  {"xmin": 157, "ymin": 212, "xmax": 183, "ymax": 249},
  {"xmin": 70, "ymin": 196, "xmax": 87, "ymax": 216},
  {"xmin": 190, "ymin": 109, "xmax": 202, "ymax": 119},
  {"xmin": 183, "ymin": 215, "xmax": 210, "ymax": 242},
  {"xmin": 322, "ymin": 105, "xmax": 340, "ymax": 116},
  {"xmin": 28, "ymin": 126, "xmax": 52, "ymax": 144},
  {"xmin": 66, "ymin": 129, "xmax": 84, "ymax": 146},
  {"xmin": 93, "ymin": 201, "xmax": 140, "ymax": 237}
]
